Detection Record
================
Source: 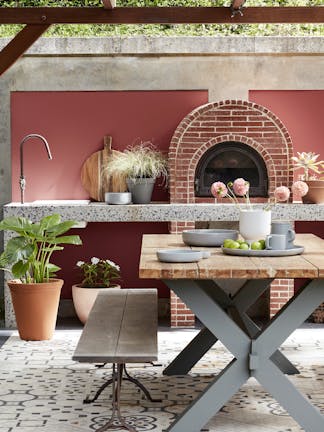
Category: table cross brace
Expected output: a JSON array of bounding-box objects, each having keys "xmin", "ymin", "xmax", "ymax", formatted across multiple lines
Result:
[{"xmin": 163, "ymin": 278, "xmax": 324, "ymax": 432}]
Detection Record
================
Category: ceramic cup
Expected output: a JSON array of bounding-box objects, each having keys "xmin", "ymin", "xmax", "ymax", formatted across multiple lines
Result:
[
  {"xmin": 271, "ymin": 221, "xmax": 295, "ymax": 249},
  {"xmin": 266, "ymin": 234, "xmax": 287, "ymax": 250}
]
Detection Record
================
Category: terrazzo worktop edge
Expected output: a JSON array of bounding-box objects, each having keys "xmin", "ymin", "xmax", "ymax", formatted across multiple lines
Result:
[{"xmin": 4, "ymin": 201, "xmax": 324, "ymax": 222}]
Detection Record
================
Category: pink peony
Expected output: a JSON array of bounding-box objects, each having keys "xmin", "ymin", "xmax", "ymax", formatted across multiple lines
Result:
[
  {"xmin": 233, "ymin": 178, "xmax": 249, "ymax": 196},
  {"xmin": 291, "ymin": 180, "xmax": 309, "ymax": 197},
  {"xmin": 274, "ymin": 186, "xmax": 290, "ymax": 202},
  {"xmin": 211, "ymin": 181, "xmax": 228, "ymax": 198}
]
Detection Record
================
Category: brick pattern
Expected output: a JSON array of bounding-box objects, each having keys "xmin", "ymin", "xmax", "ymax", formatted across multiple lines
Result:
[
  {"xmin": 170, "ymin": 291, "xmax": 195, "ymax": 327},
  {"xmin": 167, "ymin": 100, "xmax": 294, "ymax": 327}
]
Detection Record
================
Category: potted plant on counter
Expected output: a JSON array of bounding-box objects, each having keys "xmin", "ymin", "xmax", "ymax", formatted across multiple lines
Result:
[
  {"xmin": 291, "ymin": 151, "xmax": 324, "ymax": 203},
  {"xmin": 0, "ymin": 214, "xmax": 82, "ymax": 341},
  {"xmin": 104, "ymin": 140, "xmax": 168, "ymax": 204},
  {"xmin": 72, "ymin": 257, "xmax": 121, "ymax": 324}
]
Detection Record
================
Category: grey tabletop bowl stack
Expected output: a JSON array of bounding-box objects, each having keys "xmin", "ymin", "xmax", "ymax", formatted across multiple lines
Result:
[{"xmin": 182, "ymin": 229, "xmax": 238, "ymax": 247}]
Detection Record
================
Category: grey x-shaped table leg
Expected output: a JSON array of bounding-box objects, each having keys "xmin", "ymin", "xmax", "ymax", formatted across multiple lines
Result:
[
  {"xmin": 163, "ymin": 278, "xmax": 298, "ymax": 376},
  {"xmin": 163, "ymin": 278, "xmax": 324, "ymax": 432}
]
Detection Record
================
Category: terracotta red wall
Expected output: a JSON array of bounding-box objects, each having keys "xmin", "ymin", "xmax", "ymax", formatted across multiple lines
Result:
[
  {"xmin": 10, "ymin": 91, "xmax": 208, "ymax": 298},
  {"xmin": 249, "ymin": 90, "xmax": 324, "ymax": 293}
]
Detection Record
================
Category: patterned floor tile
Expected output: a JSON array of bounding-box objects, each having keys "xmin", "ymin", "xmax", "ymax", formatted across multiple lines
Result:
[{"xmin": 0, "ymin": 328, "xmax": 323, "ymax": 431}]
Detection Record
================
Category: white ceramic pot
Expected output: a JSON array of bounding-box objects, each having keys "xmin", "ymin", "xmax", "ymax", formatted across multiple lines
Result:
[
  {"xmin": 239, "ymin": 209, "xmax": 271, "ymax": 243},
  {"xmin": 72, "ymin": 284, "xmax": 121, "ymax": 324}
]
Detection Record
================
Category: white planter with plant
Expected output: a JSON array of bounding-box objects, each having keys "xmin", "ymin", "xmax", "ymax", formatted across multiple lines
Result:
[
  {"xmin": 0, "ymin": 214, "xmax": 82, "ymax": 340},
  {"xmin": 72, "ymin": 257, "xmax": 121, "ymax": 324},
  {"xmin": 292, "ymin": 151, "xmax": 324, "ymax": 203},
  {"xmin": 105, "ymin": 140, "xmax": 168, "ymax": 204}
]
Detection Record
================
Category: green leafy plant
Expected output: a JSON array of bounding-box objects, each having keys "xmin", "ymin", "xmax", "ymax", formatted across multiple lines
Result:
[
  {"xmin": 76, "ymin": 257, "xmax": 121, "ymax": 288},
  {"xmin": 105, "ymin": 140, "xmax": 168, "ymax": 188},
  {"xmin": 0, "ymin": 214, "xmax": 82, "ymax": 283},
  {"xmin": 291, "ymin": 151, "xmax": 324, "ymax": 181}
]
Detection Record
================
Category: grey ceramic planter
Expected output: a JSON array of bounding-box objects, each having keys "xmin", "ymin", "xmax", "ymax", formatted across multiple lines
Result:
[{"xmin": 127, "ymin": 178, "xmax": 155, "ymax": 204}]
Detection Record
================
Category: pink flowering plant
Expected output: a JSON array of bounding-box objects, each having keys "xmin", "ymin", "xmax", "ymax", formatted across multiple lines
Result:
[
  {"xmin": 211, "ymin": 177, "xmax": 308, "ymax": 210},
  {"xmin": 76, "ymin": 257, "xmax": 121, "ymax": 288}
]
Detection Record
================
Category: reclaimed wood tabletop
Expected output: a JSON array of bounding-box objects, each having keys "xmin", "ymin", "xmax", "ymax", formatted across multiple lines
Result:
[{"xmin": 139, "ymin": 233, "xmax": 324, "ymax": 280}]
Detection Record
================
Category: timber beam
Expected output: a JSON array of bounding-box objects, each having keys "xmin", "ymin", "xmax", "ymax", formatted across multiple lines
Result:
[{"xmin": 0, "ymin": 7, "xmax": 323, "ymax": 25}]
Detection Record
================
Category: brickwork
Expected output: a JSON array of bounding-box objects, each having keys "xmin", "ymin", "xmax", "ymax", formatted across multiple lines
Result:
[{"xmin": 168, "ymin": 99, "xmax": 294, "ymax": 327}]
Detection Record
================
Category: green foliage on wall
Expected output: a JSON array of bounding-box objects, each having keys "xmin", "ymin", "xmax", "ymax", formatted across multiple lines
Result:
[{"xmin": 0, "ymin": 1, "xmax": 323, "ymax": 37}]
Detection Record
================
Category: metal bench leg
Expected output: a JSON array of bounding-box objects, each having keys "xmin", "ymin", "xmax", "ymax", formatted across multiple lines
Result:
[
  {"xmin": 84, "ymin": 377, "xmax": 113, "ymax": 404},
  {"xmin": 123, "ymin": 365, "xmax": 162, "ymax": 402},
  {"xmin": 96, "ymin": 363, "xmax": 137, "ymax": 432}
]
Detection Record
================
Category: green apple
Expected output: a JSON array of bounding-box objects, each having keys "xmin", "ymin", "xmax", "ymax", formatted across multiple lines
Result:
[
  {"xmin": 239, "ymin": 242, "xmax": 249, "ymax": 250},
  {"xmin": 251, "ymin": 241, "xmax": 263, "ymax": 250},
  {"xmin": 258, "ymin": 239, "xmax": 266, "ymax": 250},
  {"xmin": 229, "ymin": 241, "xmax": 241, "ymax": 249},
  {"xmin": 223, "ymin": 239, "xmax": 235, "ymax": 248}
]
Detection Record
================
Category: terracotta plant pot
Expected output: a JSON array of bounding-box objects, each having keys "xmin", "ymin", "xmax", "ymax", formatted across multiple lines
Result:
[
  {"xmin": 72, "ymin": 284, "xmax": 121, "ymax": 324},
  {"xmin": 8, "ymin": 278, "xmax": 63, "ymax": 341},
  {"xmin": 303, "ymin": 180, "xmax": 324, "ymax": 204}
]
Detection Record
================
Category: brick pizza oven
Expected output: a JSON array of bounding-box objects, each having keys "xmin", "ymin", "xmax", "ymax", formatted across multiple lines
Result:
[{"xmin": 168, "ymin": 99, "xmax": 294, "ymax": 327}]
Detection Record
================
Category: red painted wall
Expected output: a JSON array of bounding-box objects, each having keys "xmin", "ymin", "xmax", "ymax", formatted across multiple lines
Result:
[
  {"xmin": 10, "ymin": 91, "xmax": 209, "ymax": 298},
  {"xmin": 249, "ymin": 91, "xmax": 324, "ymax": 293}
]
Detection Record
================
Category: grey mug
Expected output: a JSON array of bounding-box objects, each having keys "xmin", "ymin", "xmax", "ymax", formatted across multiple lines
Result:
[{"xmin": 271, "ymin": 221, "xmax": 295, "ymax": 249}]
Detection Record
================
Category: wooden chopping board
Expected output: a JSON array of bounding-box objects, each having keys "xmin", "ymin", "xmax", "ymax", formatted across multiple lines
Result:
[{"xmin": 81, "ymin": 136, "xmax": 127, "ymax": 202}]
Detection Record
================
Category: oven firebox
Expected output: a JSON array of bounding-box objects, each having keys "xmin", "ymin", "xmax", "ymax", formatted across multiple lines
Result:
[{"xmin": 195, "ymin": 141, "xmax": 268, "ymax": 197}]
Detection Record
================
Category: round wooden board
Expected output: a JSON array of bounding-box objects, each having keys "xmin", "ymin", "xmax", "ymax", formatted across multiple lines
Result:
[{"xmin": 81, "ymin": 136, "xmax": 127, "ymax": 202}]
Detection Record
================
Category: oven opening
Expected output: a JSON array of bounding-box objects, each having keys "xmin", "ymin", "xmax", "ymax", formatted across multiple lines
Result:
[{"xmin": 195, "ymin": 141, "xmax": 268, "ymax": 197}]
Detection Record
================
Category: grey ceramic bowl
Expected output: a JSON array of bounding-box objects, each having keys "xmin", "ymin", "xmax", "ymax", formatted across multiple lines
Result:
[
  {"xmin": 105, "ymin": 192, "xmax": 132, "ymax": 205},
  {"xmin": 157, "ymin": 249, "xmax": 211, "ymax": 263},
  {"xmin": 182, "ymin": 229, "xmax": 238, "ymax": 247}
]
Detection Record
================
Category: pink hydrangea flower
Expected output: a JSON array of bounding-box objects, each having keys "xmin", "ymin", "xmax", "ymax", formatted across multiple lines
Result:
[
  {"xmin": 211, "ymin": 181, "xmax": 228, "ymax": 198},
  {"xmin": 291, "ymin": 180, "xmax": 309, "ymax": 197},
  {"xmin": 274, "ymin": 186, "xmax": 290, "ymax": 202},
  {"xmin": 233, "ymin": 178, "xmax": 249, "ymax": 196}
]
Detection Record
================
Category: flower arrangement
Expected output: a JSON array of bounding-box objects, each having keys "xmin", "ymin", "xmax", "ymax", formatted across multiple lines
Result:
[
  {"xmin": 291, "ymin": 152, "xmax": 324, "ymax": 181},
  {"xmin": 211, "ymin": 177, "xmax": 309, "ymax": 209},
  {"xmin": 76, "ymin": 257, "xmax": 121, "ymax": 288}
]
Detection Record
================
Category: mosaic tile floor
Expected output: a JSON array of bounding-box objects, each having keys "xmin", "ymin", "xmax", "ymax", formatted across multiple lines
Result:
[{"xmin": 0, "ymin": 327, "xmax": 323, "ymax": 432}]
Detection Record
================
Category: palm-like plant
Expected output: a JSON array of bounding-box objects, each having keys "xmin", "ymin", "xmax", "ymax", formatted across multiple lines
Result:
[{"xmin": 291, "ymin": 152, "xmax": 324, "ymax": 181}]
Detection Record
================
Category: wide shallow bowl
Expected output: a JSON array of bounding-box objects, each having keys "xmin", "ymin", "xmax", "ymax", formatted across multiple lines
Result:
[
  {"xmin": 157, "ymin": 249, "xmax": 211, "ymax": 263},
  {"xmin": 182, "ymin": 229, "xmax": 238, "ymax": 247},
  {"xmin": 105, "ymin": 192, "xmax": 132, "ymax": 205}
]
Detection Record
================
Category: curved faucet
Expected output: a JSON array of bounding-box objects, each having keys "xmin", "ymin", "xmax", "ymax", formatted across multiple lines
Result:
[{"xmin": 19, "ymin": 134, "xmax": 53, "ymax": 204}]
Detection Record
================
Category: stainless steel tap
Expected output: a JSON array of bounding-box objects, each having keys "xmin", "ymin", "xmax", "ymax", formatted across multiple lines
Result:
[{"xmin": 19, "ymin": 134, "xmax": 52, "ymax": 204}]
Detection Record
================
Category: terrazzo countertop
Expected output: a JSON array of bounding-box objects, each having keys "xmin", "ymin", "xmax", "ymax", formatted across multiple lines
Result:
[{"xmin": 4, "ymin": 201, "xmax": 324, "ymax": 222}]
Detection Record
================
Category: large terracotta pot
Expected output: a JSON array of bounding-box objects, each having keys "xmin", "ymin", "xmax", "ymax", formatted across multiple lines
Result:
[
  {"xmin": 302, "ymin": 180, "xmax": 324, "ymax": 204},
  {"xmin": 8, "ymin": 278, "xmax": 63, "ymax": 341},
  {"xmin": 72, "ymin": 284, "xmax": 121, "ymax": 324}
]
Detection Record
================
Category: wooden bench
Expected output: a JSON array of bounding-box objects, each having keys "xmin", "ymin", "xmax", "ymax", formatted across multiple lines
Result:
[{"xmin": 73, "ymin": 288, "xmax": 158, "ymax": 432}]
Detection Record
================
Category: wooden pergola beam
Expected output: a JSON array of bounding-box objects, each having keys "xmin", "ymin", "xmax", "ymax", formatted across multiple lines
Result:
[
  {"xmin": 0, "ymin": 7, "xmax": 323, "ymax": 25},
  {"xmin": 0, "ymin": 24, "xmax": 50, "ymax": 76},
  {"xmin": 102, "ymin": 0, "xmax": 116, "ymax": 9}
]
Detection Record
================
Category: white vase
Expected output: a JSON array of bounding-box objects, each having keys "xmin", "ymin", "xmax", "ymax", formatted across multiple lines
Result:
[
  {"xmin": 72, "ymin": 284, "xmax": 121, "ymax": 324},
  {"xmin": 239, "ymin": 209, "xmax": 271, "ymax": 243}
]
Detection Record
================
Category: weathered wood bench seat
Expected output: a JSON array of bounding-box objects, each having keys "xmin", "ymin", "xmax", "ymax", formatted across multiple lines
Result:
[{"xmin": 73, "ymin": 288, "xmax": 158, "ymax": 432}]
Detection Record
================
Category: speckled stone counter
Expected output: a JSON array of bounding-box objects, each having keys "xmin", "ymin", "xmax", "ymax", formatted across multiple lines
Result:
[
  {"xmin": 4, "ymin": 201, "xmax": 324, "ymax": 222},
  {"xmin": 3, "ymin": 200, "xmax": 324, "ymax": 328}
]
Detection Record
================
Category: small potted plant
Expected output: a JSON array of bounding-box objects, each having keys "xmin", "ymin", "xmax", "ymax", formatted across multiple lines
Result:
[
  {"xmin": 104, "ymin": 140, "xmax": 168, "ymax": 204},
  {"xmin": 72, "ymin": 257, "xmax": 121, "ymax": 324},
  {"xmin": 291, "ymin": 151, "xmax": 324, "ymax": 203},
  {"xmin": 0, "ymin": 214, "xmax": 82, "ymax": 340}
]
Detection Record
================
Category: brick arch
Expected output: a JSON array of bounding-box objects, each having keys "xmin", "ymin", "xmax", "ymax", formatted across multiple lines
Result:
[{"xmin": 169, "ymin": 99, "xmax": 293, "ymax": 204}]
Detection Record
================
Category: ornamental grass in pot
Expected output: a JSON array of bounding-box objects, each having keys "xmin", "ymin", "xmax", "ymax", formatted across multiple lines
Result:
[
  {"xmin": 104, "ymin": 140, "xmax": 168, "ymax": 204},
  {"xmin": 72, "ymin": 257, "xmax": 121, "ymax": 324},
  {"xmin": 0, "ymin": 214, "xmax": 82, "ymax": 341}
]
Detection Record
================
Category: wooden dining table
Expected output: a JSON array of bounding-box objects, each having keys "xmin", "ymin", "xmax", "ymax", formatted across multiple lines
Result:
[{"xmin": 139, "ymin": 233, "xmax": 324, "ymax": 432}]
